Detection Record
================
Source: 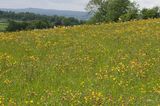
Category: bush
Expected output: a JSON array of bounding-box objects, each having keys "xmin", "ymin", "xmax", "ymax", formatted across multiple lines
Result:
[
  {"xmin": 6, "ymin": 20, "xmax": 53, "ymax": 32},
  {"xmin": 141, "ymin": 7, "xmax": 160, "ymax": 19},
  {"xmin": 120, "ymin": 9, "xmax": 139, "ymax": 22},
  {"xmin": 6, "ymin": 20, "xmax": 29, "ymax": 31}
]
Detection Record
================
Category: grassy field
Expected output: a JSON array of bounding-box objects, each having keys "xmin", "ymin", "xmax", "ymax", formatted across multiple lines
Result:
[
  {"xmin": 0, "ymin": 22, "xmax": 7, "ymax": 32},
  {"xmin": 0, "ymin": 19, "xmax": 160, "ymax": 105}
]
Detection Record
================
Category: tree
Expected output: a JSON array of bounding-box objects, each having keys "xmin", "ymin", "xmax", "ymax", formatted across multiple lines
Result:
[
  {"xmin": 86, "ymin": 0, "xmax": 138, "ymax": 22},
  {"xmin": 119, "ymin": 3, "xmax": 139, "ymax": 21},
  {"xmin": 0, "ymin": 10, "xmax": 84, "ymax": 28},
  {"xmin": 6, "ymin": 20, "xmax": 28, "ymax": 31},
  {"xmin": 6, "ymin": 20, "xmax": 52, "ymax": 32},
  {"xmin": 141, "ymin": 7, "xmax": 160, "ymax": 19}
]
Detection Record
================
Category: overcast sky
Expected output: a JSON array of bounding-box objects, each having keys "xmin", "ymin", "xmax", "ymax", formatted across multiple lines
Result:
[{"xmin": 0, "ymin": 0, "xmax": 160, "ymax": 11}]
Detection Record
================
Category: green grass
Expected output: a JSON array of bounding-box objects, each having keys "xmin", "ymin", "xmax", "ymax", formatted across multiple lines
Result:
[
  {"xmin": 0, "ymin": 22, "xmax": 8, "ymax": 32},
  {"xmin": 0, "ymin": 19, "xmax": 160, "ymax": 105}
]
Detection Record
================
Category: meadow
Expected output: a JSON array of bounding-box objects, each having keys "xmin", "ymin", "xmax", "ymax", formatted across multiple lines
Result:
[
  {"xmin": 0, "ymin": 19, "xmax": 160, "ymax": 105},
  {"xmin": 0, "ymin": 22, "xmax": 7, "ymax": 32}
]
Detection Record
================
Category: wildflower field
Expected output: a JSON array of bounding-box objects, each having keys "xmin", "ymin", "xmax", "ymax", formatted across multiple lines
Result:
[{"xmin": 0, "ymin": 19, "xmax": 160, "ymax": 105}]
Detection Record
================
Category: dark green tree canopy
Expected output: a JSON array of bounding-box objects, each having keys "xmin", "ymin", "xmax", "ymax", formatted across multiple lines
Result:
[
  {"xmin": 86, "ymin": 0, "xmax": 140, "ymax": 23},
  {"xmin": 0, "ymin": 10, "xmax": 85, "ymax": 32},
  {"xmin": 86, "ymin": 0, "xmax": 160, "ymax": 23},
  {"xmin": 141, "ymin": 7, "xmax": 160, "ymax": 19}
]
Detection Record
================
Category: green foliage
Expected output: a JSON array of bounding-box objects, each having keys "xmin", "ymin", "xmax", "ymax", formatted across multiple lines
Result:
[
  {"xmin": 87, "ymin": 0, "xmax": 136, "ymax": 22},
  {"xmin": 141, "ymin": 7, "xmax": 160, "ymax": 19},
  {"xmin": 0, "ymin": 22, "xmax": 8, "ymax": 32},
  {"xmin": 6, "ymin": 20, "xmax": 28, "ymax": 31},
  {"xmin": 62, "ymin": 17, "xmax": 84, "ymax": 26},
  {"xmin": 87, "ymin": 0, "xmax": 160, "ymax": 23},
  {"xmin": 120, "ymin": 8, "xmax": 139, "ymax": 22},
  {"xmin": 28, "ymin": 21, "xmax": 51, "ymax": 29},
  {"xmin": 105, "ymin": 0, "xmax": 131, "ymax": 21},
  {"xmin": 0, "ymin": 10, "xmax": 83, "ymax": 29},
  {"xmin": 0, "ymin": 10, "xmax": 86, "ymax": 32},
  {"xmin": 6, "ymin": 20, "xmax": 53, "ymax": 32}
]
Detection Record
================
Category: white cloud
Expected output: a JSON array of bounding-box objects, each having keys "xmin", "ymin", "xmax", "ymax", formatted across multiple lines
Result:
[
  {"xmin": 0, "ymin": 0, "xmax": 160, "ymax": 11},
  {"xmin": 0, "ymin": 0, "xmax": 89, "ymax": 11},
  {"xmin": 135, "ymin": 0, "xmax": 160, "ymax": 8}
]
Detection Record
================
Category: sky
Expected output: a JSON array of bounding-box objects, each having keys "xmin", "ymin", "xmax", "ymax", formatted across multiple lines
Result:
[{"xmin": 0, "ymin": 0, "xmax": 160, "ymax": 11}]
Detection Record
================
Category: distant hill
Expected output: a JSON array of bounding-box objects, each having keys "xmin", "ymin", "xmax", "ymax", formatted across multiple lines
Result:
[{"xmin": 0, "ymin": 8, "xmax": 91, "ymax": 20}]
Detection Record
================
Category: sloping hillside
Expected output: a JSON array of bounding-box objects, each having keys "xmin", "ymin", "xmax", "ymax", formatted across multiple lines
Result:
[{"xmin": 0, "ymin": 19, "xmax": 160, "ymax": 105}]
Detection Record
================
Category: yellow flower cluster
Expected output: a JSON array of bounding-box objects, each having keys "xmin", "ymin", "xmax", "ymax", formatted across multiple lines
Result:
[{"xmin": 84, "ymin": 91, "xmax": 105, "ymax": 105}]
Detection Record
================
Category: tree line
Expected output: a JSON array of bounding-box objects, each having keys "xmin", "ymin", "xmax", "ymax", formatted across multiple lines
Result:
[
  {"xmin": 86, "ymin": 0, "xmax": 160, "ymax": 23},
  {"xmin": 0, "ymin": 11, "xmax": 84, "ymax": 31}
]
